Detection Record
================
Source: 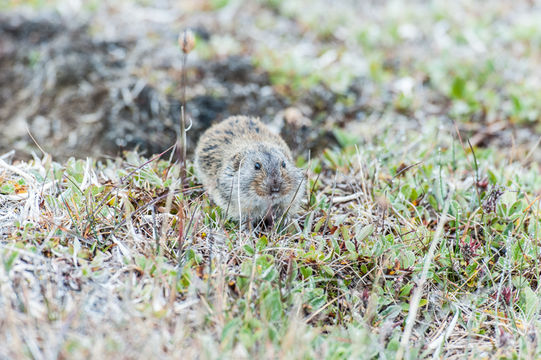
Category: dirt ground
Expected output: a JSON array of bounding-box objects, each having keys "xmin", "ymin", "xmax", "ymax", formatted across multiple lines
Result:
[
  {"xmin": 0, "ymin": 1, "xmax": 539, "ymax": 161},
  {"xmin": 0, "ymin": 4, "xmax": 336, "ymax": 161}
]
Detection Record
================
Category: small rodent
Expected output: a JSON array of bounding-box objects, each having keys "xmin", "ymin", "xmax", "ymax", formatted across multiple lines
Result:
[{"xmin": 194, "ymin": 115, "xmax": 305, "ymax": 224}]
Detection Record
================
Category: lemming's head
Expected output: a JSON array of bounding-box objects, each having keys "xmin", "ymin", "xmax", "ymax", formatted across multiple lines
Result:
[{"xmin": 232, "ymin": 144, "xmax": 299, "ymax": 199}]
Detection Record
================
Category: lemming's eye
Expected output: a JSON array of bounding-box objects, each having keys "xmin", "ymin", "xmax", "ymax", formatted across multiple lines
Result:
[
  {"xmin": 254, "ymin": 162, "xmax": 262, "ymax": 170},
  {"xmin": 281, "ymin": 161, "xmax": 286, "ymax": 168}
]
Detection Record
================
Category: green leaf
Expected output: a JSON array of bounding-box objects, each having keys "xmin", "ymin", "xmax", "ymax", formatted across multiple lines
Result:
[
  {"xmin": 345, "ymin": 240, "xmax": 356, "ymax": 254},
  {"xmin": 300, "ymin": 266, "xmax": 313, "ymax": 279},
  {"xmin": 3, "ymin": 250, "xmax": 19, "ymax": 273},
  {"xmin": 521, "ymin": 287, "xmax": 538, "ymax": 321},
  {"xmin": 306, "ymin": 288, "xmax": 326, "ymax": 310},
  {"xmin": 451, "ymin": 76, "xmax": 466, "ymax": 99},
  {"xmin": 400, "ymin": 184, "xmax": 412, "ymax": 200},
  {"xmin": 360, "ymin": 264, "xmax": 368, "ymax": 274},
  {"xmin": 261, "ymin": 265, "xmax": 278, "ymax": 282},
  {"xmin": 333, "ymin": 128, "xmax": 360, "ymax": 148},
  {"xmin": 399, "ymin": 283, "xmax": 414, "ymax": 297},
  {"xmin": 244, "ymin": 244, "xmax": 255, "ymax": 256},
  {"xmin": 511, "ymin": 94, "xmax": 522, "ymax": 112},
  {"xmin": 0, "ymin": 182, "xmax": 15, "ymax": 194},
  {"xmin": 256, "ymin": 236, "xmax": 268, "ymax": 251},
  {"xmin": 386, "ymin": 338, "xmax": 400, "ymax": 352},
  {"xmin": 399, "ymin": 250, "xmax": 416, "ymax": 268},
  {"xmin": 340, "ymin": 226, "xmax": 350, "ymax": 242},
  {"xmin": 261, "ymin": 290, "xmax": 283, "ymax": 322},
  {"xmin": 321, "ymin": 265, "xmax": 335, "ymax": 277},
  {"xmin": 355, "ymin": 224, "xmax": 374, "ymax": 242},
  {"xmin": 210, "ymin": 0, "xmax": 230, "ymax": 9},
  {"xmin": 508, "ymin": 200, "xmax": 525, "ymax": 216}
]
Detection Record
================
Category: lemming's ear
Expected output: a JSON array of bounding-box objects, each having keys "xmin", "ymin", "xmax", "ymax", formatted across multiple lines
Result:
[
  {"xmin": 277, "ymin": 148, "xmax": 292, "ymax": 162},
  {"xmin": 231, "ymin": 153, "xmax": 242, "ymax": 171}
]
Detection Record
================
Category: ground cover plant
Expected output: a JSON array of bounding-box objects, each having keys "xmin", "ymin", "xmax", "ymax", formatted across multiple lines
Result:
[{"xmin": 1, "ymin": 0, "xmax": 541, "ymax": 359}]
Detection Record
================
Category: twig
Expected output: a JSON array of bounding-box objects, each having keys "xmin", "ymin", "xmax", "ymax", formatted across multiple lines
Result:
[
  {"xmin": 305, "ymin": 293, "xmax": 347, "ymax": 323},
  {"xmin": 393, "ymin": 161, "xmax": 422, "ymax": 179},
  {"xmin": 0, "ymin": 158, "xmax": 35, "ymax": 184},
  {"xmin": 332, "ymin": 191, "xmax": 363, "ymax": 204},
  {"xmin": 174, "ymin": 29, "xmax": 195, "ymax": 247},
  {"xmin": 467, "ymin": 139, "xmax": 481, "ymax": 207},
  {"xmin": 176, "ymin": 29, "xmax": 195, "ymax": 186},
  {"xmin": 322, "ymin": 172, "xmax": 338, "ymax": 234},
  {"xmin": 522, "ymin": 135, "xmax": 541, "ymax": 165},
  {"xmin": 87, "ymin": 144, "xmax": 175, "ymax": 233}
]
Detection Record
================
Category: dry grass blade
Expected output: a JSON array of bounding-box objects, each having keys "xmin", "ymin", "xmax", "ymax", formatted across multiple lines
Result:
[{"xmin": 396, "ymin": 190, "xmax": 453, "ymax": 360}]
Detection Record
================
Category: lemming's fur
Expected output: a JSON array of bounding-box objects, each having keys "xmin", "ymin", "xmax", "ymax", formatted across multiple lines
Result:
[{"xmin": 194, "ymin": 116, "xmax": 305, "ymax": 222}]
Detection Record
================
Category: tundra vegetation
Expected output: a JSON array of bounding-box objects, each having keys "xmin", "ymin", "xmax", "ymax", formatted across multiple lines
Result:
[{"xmin": 0, "ymin": 1, "xmax": 540, "ymax": 359}]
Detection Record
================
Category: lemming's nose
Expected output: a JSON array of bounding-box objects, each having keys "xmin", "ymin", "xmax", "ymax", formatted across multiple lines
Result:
[{"xmin": 269, "ymin": 178, "xmax": 282, "ymax": 194}]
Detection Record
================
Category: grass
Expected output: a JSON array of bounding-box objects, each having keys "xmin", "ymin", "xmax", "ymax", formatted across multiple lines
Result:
[
  {"xmin": 1, "ymin": 114, "xmax": 540, "ymax": 358},
  {"xmin": 1, "ymin": 0, "xmax": 541, "ymax": 359},
  {"xmin": 248, "ymin": 0, "xmax": 541, "ymax": 128}
]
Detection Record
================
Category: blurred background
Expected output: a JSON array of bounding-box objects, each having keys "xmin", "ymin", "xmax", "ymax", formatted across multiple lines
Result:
[{"xmin": 1, "ymin": 0, "xmax": 540, "ymax": 161}]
